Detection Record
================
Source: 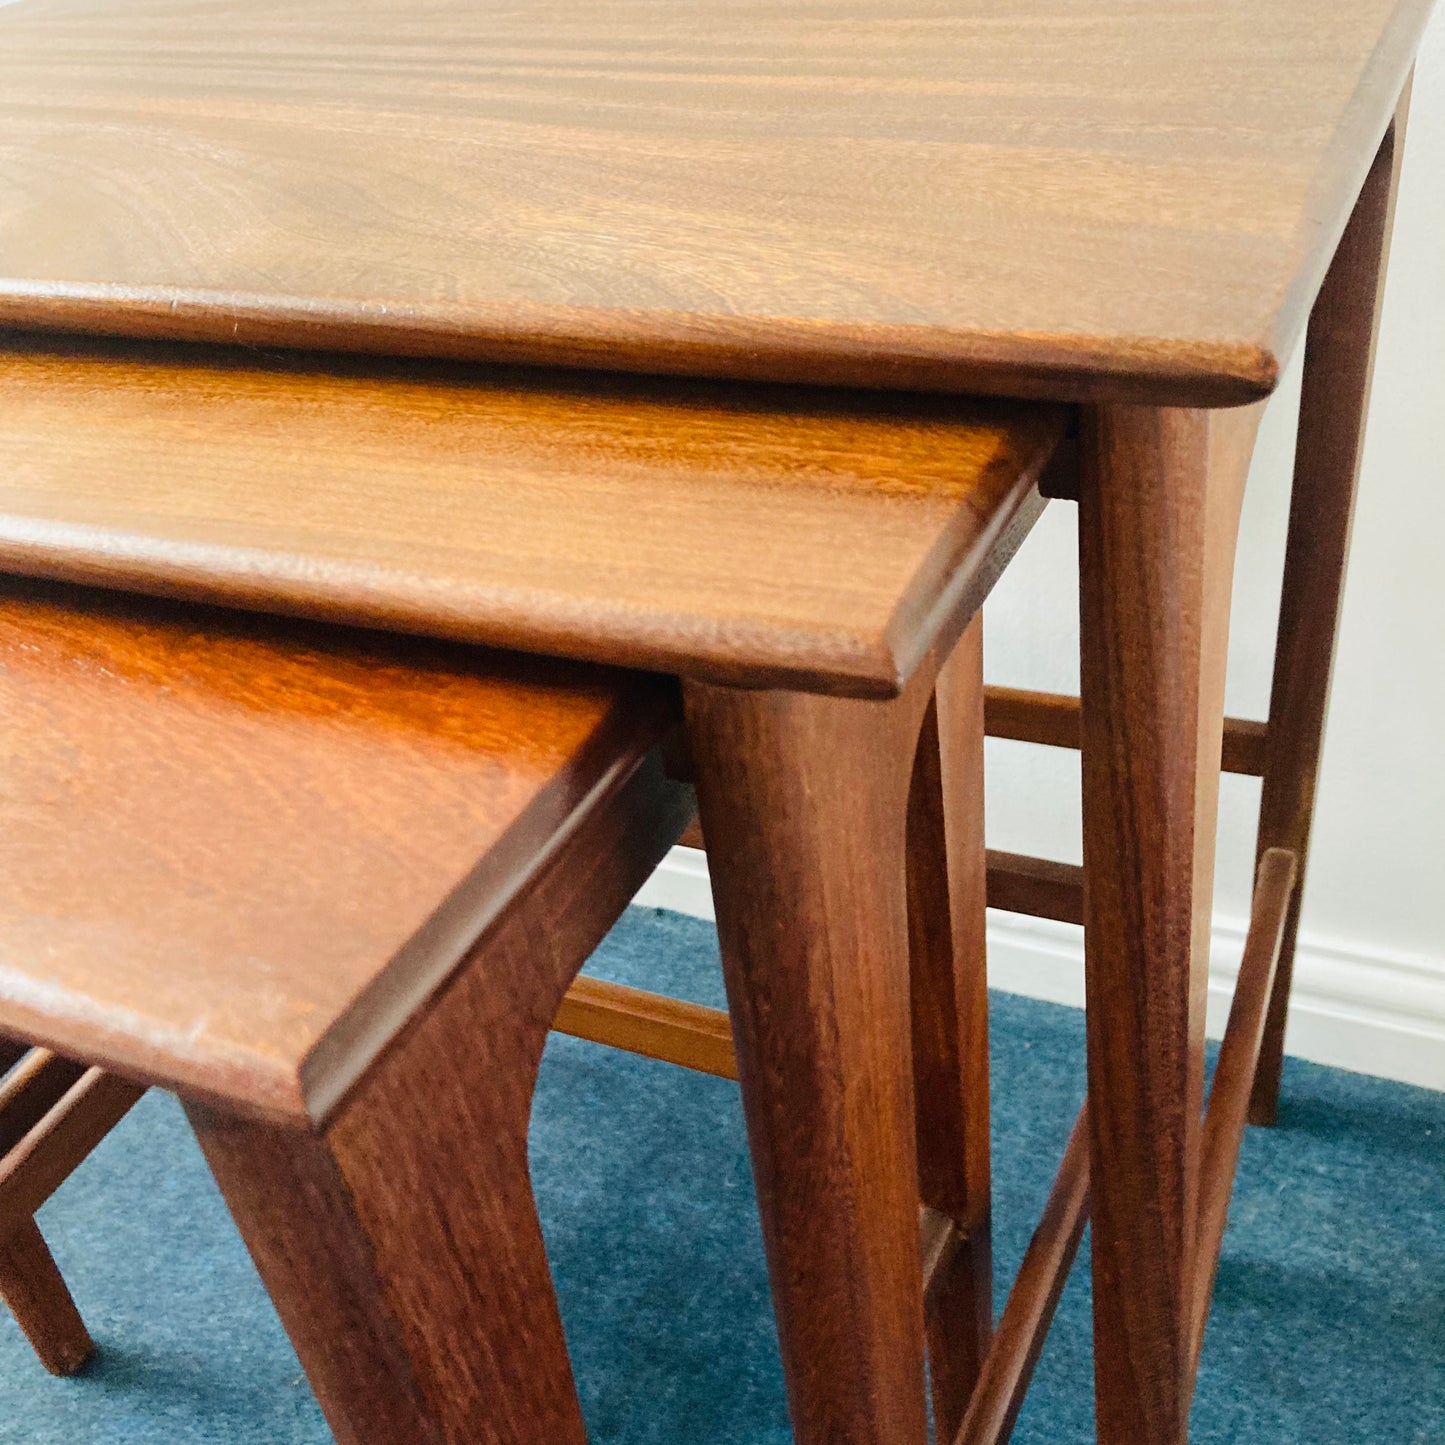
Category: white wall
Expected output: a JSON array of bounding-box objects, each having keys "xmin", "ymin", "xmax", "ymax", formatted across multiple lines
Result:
[{"xmin": 643, "ymin": 13, "xmax": 1445, "ymax": 1090}]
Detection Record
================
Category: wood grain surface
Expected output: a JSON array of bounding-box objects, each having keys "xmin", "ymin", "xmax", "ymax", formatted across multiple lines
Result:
[
  {"xmin": 684, "ymin": 665, "xmax": 938, "ymax": 1445},
  {"xmin": 906, "ymin": 625, "xmax": 993, "ymax": 1440},
  {"xmin": 1077, "ymin": 399, "xmax": 1263, "ymax": 1445},
  {"xmin": 1250, "ymin": 113, "xmax": 1408, "ymax": 1124},
  {"xmin": 0, "ymin": 335, "xmax": 1062, "ymax": 696},
  {"xmin": 0, "ymin": 0, "xmax": 1432, "ymax": 404},
  {"xmin": 189, "ymin": 736, "xmax": 691, "ymax": 1444},
  {"xmin": 0, "ymin": 1219, "xmax": 94, "ymax": 1376},
  {"xmin": 0, "ymin": 576, "xmax": 680, "ymax": 1122}
]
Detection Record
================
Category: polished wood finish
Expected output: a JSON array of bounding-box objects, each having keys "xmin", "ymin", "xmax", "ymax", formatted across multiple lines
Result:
[
  {"xmin": 953, "ymin": 1107, "xmax": 1090, "ymax": 1445},
  {"xmin": 0, "ymin": 1046, "xmax": 141, "ymax": 1376},
  {"xmin": 191, "ymin": 744, "xmax": 687, "ymax": 1445},
  {"xmin": 0, "ymin": 576, "xmax": 679, "ymax": 1123},
  {"xmin": 685, "ymin": 668, "xmax": 937, "ymax": 1445},
  {"xmin": 1077, "ymin": 399, "xmax": 1262, "ymax": 1445},
  {"xmin": 0, "ymin": 1219, "xmax": 93, "ymax": 1377},
  {"xmin": 0, "ymin": 579, "xmax": 692, "ymax": 1441},
  {"xmin": 0, "ymin": 335, "xmax": 1062, "ymax": 698},
  {"xmin": 1192, "ymin": 848, "xmax": 1297, "ymax": 1375},
  {"xmin": 553, "ymin": 975, "xmax": 737, "ymax": 1081},
  {"xmin": 0, "ymin": 0, "xmax": 1432, "ymax": 407},
  {"xmin": 983, "ymin": 687, "xmax": 1268, "ymax": 779},
  {"xmin": 906, "ymin": 622, "xmax": 993, "ymax": 1440},
  {"xmin": 1250, "ymin": 113, "xmax": 1409, "ymax": 1124},
  {"xmin": 985, "ymin": 851, "xmax": 1084, "ymax": 928},
  {"xmin": 0, "ymin": 1067, "xmax": 144, "ymax": 1227},
  {"xmin": 678, "ymin": 819, "xmax": 1084, "ymax": 930}
]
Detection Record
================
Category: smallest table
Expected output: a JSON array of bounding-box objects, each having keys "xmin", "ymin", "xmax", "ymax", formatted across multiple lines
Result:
[{"xmin": 0, "ymin": 574, "xmax": 694, "ymax": 1443}]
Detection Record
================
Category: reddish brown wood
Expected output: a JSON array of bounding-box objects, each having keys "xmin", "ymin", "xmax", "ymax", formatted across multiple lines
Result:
[
  {"xmin": 0, "ymin": 1040, "xmax": 27, "ymax": 1077},
  {"xmin": 0, "ymin": 336, "xmax": 1061, "ymax": 700},
  {"xmin": 0, "ymin": 1068, "xmax": 144, "ymax": 1226},
  {"xmin": 685, "ymin": 668, "xmax": 936, "ymax": 1445},
  {"xmin": 190, "ymin": 737, "xmax": 692, "ymax": 1445},
  {"xmin": 684, "ymin": 817, "xmax": 1086, "ymax": 932},
  {"xmin": 906, "ymin": 620, "xmax": 993, "ymax": 1441},
  {"xmin": 553, "ymin": 976, "xmax": 737, "ymax": 1081},
  {"xmin": 0, "ymin": 1219, "xmax": 94, "ymax": 1377},
  {"xmin": 985, "ymin": 852, "xmax": 1085, "ymax": 927},
  {"xmin": 0, "ymin": 1054, "xmax": 140, "ymax": 1377},
  {"xmin": 982, "ymin": 687, "xmax": 1267, "ymax": 778},
  {"xmin": 1192, "ymin": 848, "xmax": 1298, "ymax": 1372},
  {"xmin": 1077, "ymin": 399, "xmax": 1262, "ymax": 1445},
  {"xmin": 918, "ymin": 1208, "xmax": 962, "ymax": 1312},
  {"xmin": 953, "ymin": 1106, "xmax": 1090, "ymax": 1445},
  {"xmin": 0, "ymin": 1050, "xmax": 88, "ymax": 1156},
  {"xmin": 0, "ymin": 0, "xmax": 1431, "ymax": 407},
  {"xmin": 0, "ymin": 577, "xmax": 679, "ymax": 1123},
  {"xmin": 1251, "ymin": 109, "xmax": 1409, "ymax": 1125}
]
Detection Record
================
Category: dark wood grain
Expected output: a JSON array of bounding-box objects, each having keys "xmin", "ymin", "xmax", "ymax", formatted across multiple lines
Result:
[
  {"xmin": 0, "ymin": 1051, "xmax": 87, "ymax": 1156},
  {"xmin": 190, "ymin": 742, "xmax": 690, "ymax": 1445},
  {"xmin": 1077, "ymin": 399, "xmax": 1262, "ymax": 1445},
  {"xmin": 983, "ymin": 686, "xmax": 1268, "ymax": 778},
  {"xmin": 0, "ymin": 0, "xmax": 1432, "ymax": 406},
  {"xmin": 953, "ymin": 1106, "xmax": 1089, "ymax": 1445},
  {"xmin": 906, "ymin": 622, "xmax": 993, "ymax": 1440},
  {"xmin": 0, "ymin": 1219, "xmax": 94, "ymax": 1377},
  {"xmin": 0, "ymin": 334, "xmax": 1062, "ymax": 698},
  {"xmin": 985, "ymin": 852, "xmax": 1084, "ymax": 928},
  {"xmin": 676, "ymin": 824, "xmax": 1089, "ymax": 928},
  {"xmin": 1250, "ymin": 110, "xmax": 1409, "ymax": 1124},
  {"xmin": 553, "ymin": 975, "xmax": 737, "ymax": 1081},
  {"xmin": 0, "ymin": 1045, "xmax": 140, "ymax": 1375},
  {"xmin": 685, "ymin": 666, "xmax": 937, "ymax": 1445},
  {"xmin": 0, "ymin": 1068, "xmax": 144, "ymax": 1226},
  {"xmin": 0, "ymin": 576, "xmax": 679, "ymax": 1122},
  {"xmin": 1191, "ymin": 848, "xmax": 1297, "ymax": 1377}
]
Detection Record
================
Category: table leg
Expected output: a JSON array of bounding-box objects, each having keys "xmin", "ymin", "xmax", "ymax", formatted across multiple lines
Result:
[
  {"xmin": 0, "ymin": 1218, "xmax": 94, "ymax": 1376},
  {"xmin": 189, "ymin": 982, "xmax": 586, "ymax": 1445},
  {"xmin": 685, "ymin": 671, "xmax": 935, "ymax": 1445},
  {"xmin": 1250, "ymin": 109, "xmax": 1408, "ymax": 1125},
  {"xmin": 187, "ymin": 751, "xmax": 690, "ymax": 1444},
  {"xmin": 907, "ymin": 619, "xmax": 994, "ymax": 1440},
  {"xmin": 1078, "ymin": 400, "xmax": 1262, "ymax": 1444}
]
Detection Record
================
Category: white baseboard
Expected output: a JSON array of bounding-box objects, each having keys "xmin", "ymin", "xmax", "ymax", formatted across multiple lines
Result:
[{"xmin": 634, "ymin": 847, "xmax": 1445, "ymax": 1093}]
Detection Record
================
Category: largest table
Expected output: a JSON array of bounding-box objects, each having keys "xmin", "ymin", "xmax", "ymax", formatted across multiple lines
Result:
[{"xmin": 0, "ymin": 1, "xmax": 1435, "ymax": 1442}]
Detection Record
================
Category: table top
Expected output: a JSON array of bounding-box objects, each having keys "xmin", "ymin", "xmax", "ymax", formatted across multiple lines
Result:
[
  {"xmin": 0, "ymin": 334, "xmax": 1064, "ymax": 696},
  {"xmin": 0, "ymin": 0, "xmax": 1432, "ymax": 406},
  {"xmin": 0, "ymin": 574, "xmax": 677, "ymax": 1120}
]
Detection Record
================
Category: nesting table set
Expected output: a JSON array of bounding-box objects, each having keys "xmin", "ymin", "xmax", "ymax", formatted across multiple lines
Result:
[{"xmin": 0, "ymin": 1, "xmax": 1436, "ymax": 1442}]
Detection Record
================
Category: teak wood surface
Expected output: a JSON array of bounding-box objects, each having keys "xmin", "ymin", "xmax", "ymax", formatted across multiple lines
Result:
[
  {"xmin": 0, "ymin": 335, "xmax": 1063, "ymax": 697},
  {"xmin": 0, "ymin": 575, "xmax": 683, "ymax": 1123},
  {"xmin": 0, "ymin": 0, "xmax": 1434, "ymax": 406},
  {"xmin": 0, "ymin": 7, "xmax": 1425, "ymax": 1441}
]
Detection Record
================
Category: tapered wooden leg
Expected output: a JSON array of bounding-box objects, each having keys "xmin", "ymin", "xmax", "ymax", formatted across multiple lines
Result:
[
  {"xmin": 189, "ymin": 965, "xmax": 586, "ymax": 1445},
  {"xmin": 685, "ymin": 671, "xmax": 934, "ymax": 1445},
  {"xmin": 1078, "ymin": 400, "xmax": 1262, "ymax": 1445},
  {"xmin": 189, "ymin": 750, "xmax": 692, "ymax": 1445},
  {"xmin": 0, "ymin": 1218, "xmax": 94, "ymax": 1376},
  {"xmin": 907, "ymin": 619, "xmax": 993, "ymax": 1441},
  {"xmin": 1250, "ymin": 110, "xmax": 1408, "ymax": 1126}
]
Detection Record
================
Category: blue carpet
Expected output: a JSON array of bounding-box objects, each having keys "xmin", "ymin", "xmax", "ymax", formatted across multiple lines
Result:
[{"xmin": 3, "ymin": 906, "xmax": 1441, "ymax": 1443}]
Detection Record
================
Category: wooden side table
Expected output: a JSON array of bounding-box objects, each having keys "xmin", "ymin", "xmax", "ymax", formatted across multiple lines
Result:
[{"xmin": 0, "ymin": 1, "xmax": 1434, "ymax": 1440}]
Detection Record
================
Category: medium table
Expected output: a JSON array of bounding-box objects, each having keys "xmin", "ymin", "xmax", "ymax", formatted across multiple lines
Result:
[{"xmin": 0, "ymin": 1, "xmax": 1434, "ymax": 1441}]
